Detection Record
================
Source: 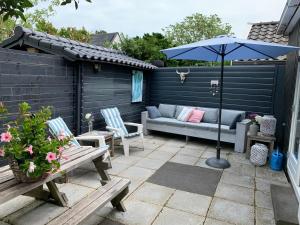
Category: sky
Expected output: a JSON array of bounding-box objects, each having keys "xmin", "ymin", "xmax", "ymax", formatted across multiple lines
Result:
[{"xmin": 49, "ymin": 0, "xmax": 287, "ymax": 38}]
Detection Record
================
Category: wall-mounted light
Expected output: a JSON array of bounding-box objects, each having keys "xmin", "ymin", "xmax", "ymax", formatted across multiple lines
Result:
[
  {"xmin": 93, "ymin": 63, "xmax": 101, "ymax": 73},
  {"xmin": 210, "ymin": 80, "xmax": 219, "ymax": 96}
]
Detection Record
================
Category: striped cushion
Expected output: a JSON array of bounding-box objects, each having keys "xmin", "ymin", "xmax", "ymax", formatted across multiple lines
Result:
[
  {"xmin": 101, "ymin": 107, "xmax": 129, "ymax": 138},
  {"xmin": 177, "ymin": 107, "xmax": 194, "ymax": 122},
  {"xmin": 47, "ymin": 117, "xmax": 80, "ymax": 147}
]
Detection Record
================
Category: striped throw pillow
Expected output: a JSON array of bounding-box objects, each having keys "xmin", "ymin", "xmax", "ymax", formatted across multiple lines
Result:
[{"xmin": 177, "ymin": 107, "xmax": 194, "ymax": 122}]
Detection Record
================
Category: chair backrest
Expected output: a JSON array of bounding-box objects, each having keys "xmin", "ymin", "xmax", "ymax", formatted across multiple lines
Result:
[
  {"xmin": 101, "ymin": 107, "xmax": 128, "ymax": 138},
  {"xmin": 47, "ymin": 117, "xmax": 81, "ymax": 147}
]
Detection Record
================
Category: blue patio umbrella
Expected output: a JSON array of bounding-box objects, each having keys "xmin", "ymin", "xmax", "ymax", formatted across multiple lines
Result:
[{"xmin": 161, "ymin": 35, "xmax": 299, "ymax": 169}]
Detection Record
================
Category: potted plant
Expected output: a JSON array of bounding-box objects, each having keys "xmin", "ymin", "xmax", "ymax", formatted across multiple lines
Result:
[
  {"xmin": 248, "ymin": 113, "xmax": 262, "ymax": 136},
  {"xmin": 0, "ymin": 102, "xmax": 71, "ymax": 183}
]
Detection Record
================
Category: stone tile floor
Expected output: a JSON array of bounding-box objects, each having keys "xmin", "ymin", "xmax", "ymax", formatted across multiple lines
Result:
[{"xmin": 0, "ymin": 133, "xmax": 291, "ymax": 225}]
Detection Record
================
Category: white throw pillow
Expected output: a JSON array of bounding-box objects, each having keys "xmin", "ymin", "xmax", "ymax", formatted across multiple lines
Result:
[{"xmin": 177, "ymin": 107, "xmax": 194, "ymax": 122}]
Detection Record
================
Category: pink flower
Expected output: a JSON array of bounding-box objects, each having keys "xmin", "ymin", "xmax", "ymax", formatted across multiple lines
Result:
[
  {"xmin": 57, "ymin": 130, "xmax": 65, "ymax": 141},
  {"xmin": 58, "ymin": 146, "xmax": 64, "ymax": 153},
  {"xmin": 1, "ymin": 132, "xmax": 12, "ymax": 143},
  {"xmin": 46, "ymin": 152, "xmax": 57, "ymax": 163},
  {"xmin": 25, "ymin": 145, "xmax": 33, "ymax": 155},
  {"xmin": 0, "ymin": 148, "xmax": 5, "ymax": 157},
  {"xmin": 47, "ymin": 136, "xmax": 52, "ymax": 142}
]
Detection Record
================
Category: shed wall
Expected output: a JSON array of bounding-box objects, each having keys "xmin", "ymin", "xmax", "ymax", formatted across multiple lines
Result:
[{"xmin": 0, "ymin": 48, "xmax": 76, "ymax": 132}]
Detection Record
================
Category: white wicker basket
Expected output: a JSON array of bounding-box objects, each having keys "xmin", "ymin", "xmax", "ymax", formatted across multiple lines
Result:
[{"xmin": 250, "ymin": 143, "xmax": 268, "ymax": 166}]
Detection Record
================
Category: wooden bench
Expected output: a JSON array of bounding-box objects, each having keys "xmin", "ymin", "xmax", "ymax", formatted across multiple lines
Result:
[{"xmin": 0, "ymin": 145, "xmax": 130, "ymax": 225}]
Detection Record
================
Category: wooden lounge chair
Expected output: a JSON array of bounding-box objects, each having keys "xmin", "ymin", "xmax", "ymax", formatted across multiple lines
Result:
[
  {"xmin": 101, "ymin": 107, "xmax": 144, "ymax": 156},
  {"xmin": 47, "ymin": 117, "xmax": 110, "ymax": 160}
]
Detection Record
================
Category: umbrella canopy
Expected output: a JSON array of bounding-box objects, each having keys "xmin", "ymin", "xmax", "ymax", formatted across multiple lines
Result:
[
  {"xmin": 161, "ymin": 35, "xmax": 299, "ymax": 61},
  {"xmin": 161, "ymin": 35, "xmax": 299, "ymax": 169}
]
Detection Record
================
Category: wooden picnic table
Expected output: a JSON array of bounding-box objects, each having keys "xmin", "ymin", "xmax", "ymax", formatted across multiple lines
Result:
[{"xmin": 0, "ymin": 145, "xmax": 130, "ymax": 225}]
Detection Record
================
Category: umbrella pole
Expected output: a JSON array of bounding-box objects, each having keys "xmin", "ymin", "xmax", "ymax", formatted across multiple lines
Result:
[{"xmin": 205, "ymin": 52, "xmax": 231, "ymax": 169}]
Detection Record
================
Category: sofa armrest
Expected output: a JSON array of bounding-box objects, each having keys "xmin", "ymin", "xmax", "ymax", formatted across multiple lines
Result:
[
  {"xmin": 234, "ymin": 119, "xmax": 251, "ymax": 153},
  {"xmin": 141, "ymin": 111, "xmax": 149, "ymax": 135}
]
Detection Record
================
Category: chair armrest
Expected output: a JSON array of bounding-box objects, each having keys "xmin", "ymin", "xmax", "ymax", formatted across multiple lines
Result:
[
  {"xmin": 234, "ymin": 119, "xmax": 251, "ymax": 153},
  {"xmin": 106, "ymin": 126, "xmax": 124, "ymax": 137},
  {"xmin": 75, "ymin": 135, "xmax": 107, "ymax": 148},
  {"xmin": 124, "ymin": 122, "xmax": 143, "ymax": 133}
]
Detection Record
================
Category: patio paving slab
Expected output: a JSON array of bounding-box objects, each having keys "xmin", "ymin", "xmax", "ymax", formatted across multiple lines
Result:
[
  {"xmin": 107, "ymin": 200, "xmax": 162, "ymax": 225},
  {"xmin": 208, "ymin": 198, "xmax": 254, "ymax": 225},
  {"xmin": 55, "ymin": 182, "xmax": 95, "ymax": 207},
  {"xmin": 135, "ymin": 158, "xmax": 166, "ymax": 170},
  {"xmin": 255, "ymin": 177, "xmax": 289, "ymax": 193},
  {"xmin": 156, "ymin": 145, "xmax": 182, "ymax": 154},
  {"xmin": 220, "ymin": 171, "xmax": 254, "ymax": 189},
  {"xmin": 147, "ymin": 150, "xmax": 175, "ymax": 161},
  {"xmin": 225, "ymin": 162, "xmax": 255, "ymax": 177},
  {"xmin": 112, "ymin": 156, "xmax": 143, "ymax": 166},
  {"xmin": 215, "ymin": 183, "xmax": 254, "ymax": 205},
  {"xmin": 255, "ymin": 190, "xmax": 273, "ymax": 209},
  {"xmin": 227, "ymin": 153, "xmax": 252, "ymax": 165},
  {"xmin": 255, "ymin": 207, "xmax": 275, "ymax": 225},
  {"xmin": 70, "ymin": 171, "xmax": 102, "ymax": 189},
  {"xmin": 108, "ymin": 162, "xmax": 130, "ymax": 176},
  {"xmin": 119, "ymin": 166, "xmax": 154, "ymax": 181},
  {"xmin": 204, "ymin": 218, "xmax": 234, "ymax": 225},
  {"xmin": 130, "ymin": 149, "xmax": 154, "ymax": 157},
  {"xmin": 0, "ymin": 196, "xmax": 35, "ymax": 219},
  {"xmin": 166, "ymin": 190, "xmax": 212, "ymax": 216},
  {"xmin": 194, "ymin": 158, "xmax": 223, "ymax": 171},
  {"xmin": 129, "ymin": 182, "xmax": 175, "ymax": 206},
  {"xmin": 201, "ymin": 150, "xmax": 228, "ymax": 159},
  {"xmin": 178, "ymin": 147, "xmax": 205, "ymax": 157},
  {"xmin": 152, "ymin": 207, "xmax": 205, "ymax": 225},
  {"xmin": 169, "ymin": 154, "xmax": 199, "ymax": 165},
  {"xmin": 7, "ymin": 202, "xmax": 67, "ymax": 225},
  {"xmin": 255, "ymin": 166, "xmax": 288, "ymax": 183}
]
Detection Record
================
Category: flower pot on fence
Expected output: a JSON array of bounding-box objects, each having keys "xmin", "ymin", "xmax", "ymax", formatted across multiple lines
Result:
[{"xmin": 8, "ymin": 157, "xmax": 48, "ymax": 183}]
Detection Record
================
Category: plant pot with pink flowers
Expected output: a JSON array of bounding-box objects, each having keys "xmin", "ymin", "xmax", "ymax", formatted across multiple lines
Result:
[{"xmin": 0, "ymin": 102, "xmax": 71, "ymax": 183}]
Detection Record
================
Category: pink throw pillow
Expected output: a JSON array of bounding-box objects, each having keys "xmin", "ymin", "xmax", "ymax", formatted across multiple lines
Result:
[{"xmin": 188, "ymin": 109, "xmax": 205, "ymax": 123}]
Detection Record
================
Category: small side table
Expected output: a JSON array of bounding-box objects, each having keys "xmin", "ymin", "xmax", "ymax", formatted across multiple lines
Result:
[
  {"xmin": 246, "ymin": 133, "xmax": 276, "ymax": 159},
  {"xmin": 78, "ymin": 130, "xmax": 115, "ymax": 157}
]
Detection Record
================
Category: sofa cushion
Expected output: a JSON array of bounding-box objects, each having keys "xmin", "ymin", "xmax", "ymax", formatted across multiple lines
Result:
[
  {"xmin": 185, "ymin": 122, "xmax": 235, "ymax": 134},
  {"xmin": 158, "ymin": 104, "xmax": 176, "ymax": 118},
  {"xmin": 198, "ymin": 107, "xmax": 219, "ymax": 124},
  {"xmin": 147, "ymin": 117, "xmax": 186, "ymax": 127},
  {"xmin": 188, "ymin": 109, "xmax": 205, "ymax": 123},
  {"xmin": 177, "ymin": 107, "xmax": 194, "ymax": 122},
  {"xmin": 146, "ymin": 106, "xmax": 161, "ymax": 119},
  {"xmin": 220, "ymin": 109, "xmax": 243, "ymax": 129}
]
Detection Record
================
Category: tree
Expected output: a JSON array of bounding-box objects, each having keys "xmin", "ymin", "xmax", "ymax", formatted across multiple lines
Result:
[
  {"xmin": 113, "ymin": 33, "xmax": 172, "ymax": 64},
  {"xmin": 0, "ymin": 0, "xmax": 91, "ymax": 21},
  {"xmin": 164, "ymin": 13, "xmax": 233, "ymax": 46}
]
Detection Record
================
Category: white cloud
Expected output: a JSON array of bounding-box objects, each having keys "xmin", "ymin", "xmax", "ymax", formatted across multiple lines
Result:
[{"xmin": 49, "ymin": 0, "xmax": 286, "ymax": 38}]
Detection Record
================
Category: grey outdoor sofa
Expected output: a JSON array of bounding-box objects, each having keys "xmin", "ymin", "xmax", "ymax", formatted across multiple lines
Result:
[{"xmin": 142, "ymin": 104, "xmax": 251, "ymax": 153}]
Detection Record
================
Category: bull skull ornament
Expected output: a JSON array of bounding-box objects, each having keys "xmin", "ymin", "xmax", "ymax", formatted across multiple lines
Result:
[{"xmin": 176, "ymin": 69, "xmax": 190, "ymax": 84}]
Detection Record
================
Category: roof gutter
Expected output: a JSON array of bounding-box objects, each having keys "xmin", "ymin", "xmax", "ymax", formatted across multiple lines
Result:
[{"xmin": 277, "ymin": 0, "xmax": 300, "ymax": 35}]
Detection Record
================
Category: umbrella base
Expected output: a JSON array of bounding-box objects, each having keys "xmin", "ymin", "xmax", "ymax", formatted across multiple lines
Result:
[{"xmin": 205, "ymin": 157, "xmax": 231, "ymax": 169}]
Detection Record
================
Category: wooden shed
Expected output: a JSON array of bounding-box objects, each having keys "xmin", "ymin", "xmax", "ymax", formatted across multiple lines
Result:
[{"xmin": 0, "ymin": 26, "xmax": 156, "ymax": 134}]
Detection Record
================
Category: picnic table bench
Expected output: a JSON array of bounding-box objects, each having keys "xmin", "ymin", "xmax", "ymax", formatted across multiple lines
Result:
[{"xmin": 0, "ymin": 145, "xmax": 130, "ymax": 225}]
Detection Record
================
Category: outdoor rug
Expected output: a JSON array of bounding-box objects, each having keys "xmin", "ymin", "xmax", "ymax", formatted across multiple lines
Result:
[{"xmin": 147, "ymin": 162, "xmax": 222, "ymax": 196}]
